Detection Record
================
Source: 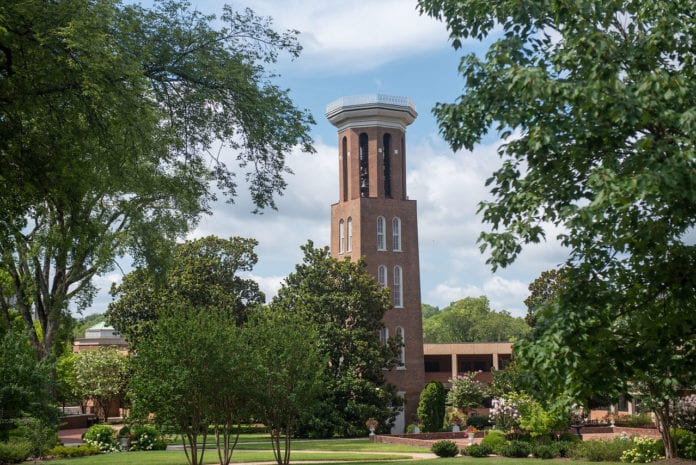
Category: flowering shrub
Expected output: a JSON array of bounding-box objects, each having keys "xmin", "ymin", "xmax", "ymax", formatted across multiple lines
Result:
[
  {"xmin": 447, "ymin": 372, "xmax": 488, "ymax": 414},
  {"xmin": 129, "ymin": 425, "xmax": 163, "ymax": 451},
  {"xmin": 490, "ymin": 397, "xmax": 520, "ymax": 432},
  {"xmin": 83, "ymin": 424, "xmax": 118, "ymax": 453},
  {"xmin": 674, "ymin": 395, "xmax": 696, "ymax": 432},
  {"xmin": 620, "ymin": 437, "xmax": 663, "ymax": 463}
]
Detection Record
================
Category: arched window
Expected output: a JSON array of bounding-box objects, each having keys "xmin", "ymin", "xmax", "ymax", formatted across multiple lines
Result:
[
  {"xmin": 341, "ymin": 136, "xmax": 348, "ymax": 201},
  {"xmin": 392, "ymin": 217, "xmax": 401, "ymax": 251},
  {"xmin": 339, "ymin": 219, "xmax": 345, "ymax": 254},
  {"xmin": 347, "ymin": 217, "xmax": 353, "ymax": 252},
  {"xmin": 377, "ymin": 265, "xmax": 387, "ymax": 288},
  {"xmin": 383, "ymin": 134, "xmax": 391, "ymax": 198},
  {"xmin": 376, "ymin": 216, "xmax": 386, "ymax": 251},
  {"xmin": 359, "ymin": 133, "xmax": 369, "ymax": 197},
  {"xmin": 393, "ymin": 265, "xmax": 403, "ymax": 307},
  {"xmin": 395, "ymin": 326, "xmax": 405, "ymax": 366}
]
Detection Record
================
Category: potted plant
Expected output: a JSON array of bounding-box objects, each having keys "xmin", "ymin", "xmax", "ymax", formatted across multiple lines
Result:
[
  {"xmin": 465, "ymin": 425, "xmax": 478, "ymax": 445},
  {"xmin": 365, "ymin": 418, "xmax": 379, "ymax": 436}
]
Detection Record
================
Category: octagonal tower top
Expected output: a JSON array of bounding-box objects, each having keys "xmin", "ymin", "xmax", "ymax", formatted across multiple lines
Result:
[{"xmin": 325, "ymin": 94, "xmax": 417, "ymax": 132}]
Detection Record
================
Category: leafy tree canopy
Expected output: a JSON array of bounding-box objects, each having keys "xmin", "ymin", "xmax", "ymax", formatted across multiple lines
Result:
[
  {"xmin": 423, "ymin": 296, "xmax": 528, "ymax": 343},
  {"xmin": 74, "ymin": 347, "xmax": 130, "ymax": 423},
  {"xmin": 418, "ymin": 0, "xmax": 696, "ymax": 457},
  {"xmin": 0, "ymin": 0, "xmax": 314, "ymax": 360},
  {"xmin": 106, "ymin": 235, "xmax": 264, "ymax": 347},
  {"xmin": 272, "ymin": 241, "xmax": 402, "ymax": 438}
]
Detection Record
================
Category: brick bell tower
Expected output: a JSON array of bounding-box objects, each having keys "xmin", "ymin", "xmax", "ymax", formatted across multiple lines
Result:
[{"xmin": 326, "ymin": 94, "xmax": 425, "ymax": 432}]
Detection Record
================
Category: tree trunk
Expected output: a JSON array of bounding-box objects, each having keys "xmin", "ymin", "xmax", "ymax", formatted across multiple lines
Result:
[{"xmin": 653, "ymin": 402, "xmax": 675, "ymax": 459}]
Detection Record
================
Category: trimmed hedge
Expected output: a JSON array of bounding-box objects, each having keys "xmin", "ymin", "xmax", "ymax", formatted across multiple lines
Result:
[
  {"xmin": 431, "ymin": 440, "xmax": 459, "ymax": 457},
  {"xmin": 500, "ymin": 440, "xmax": 533, "ymax": 458},
  {"xmin": 47, "ymin": 444, "xmax": 101, "ymax": 458},
  {"xmin": 462, "ymin": 443, "xmax": 492, "ymax": 457}
]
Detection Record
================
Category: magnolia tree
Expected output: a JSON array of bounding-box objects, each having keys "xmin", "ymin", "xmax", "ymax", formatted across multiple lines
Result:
[{"xmin": 489, "ymin": 397, "xmax": 520, "ymax": 432}]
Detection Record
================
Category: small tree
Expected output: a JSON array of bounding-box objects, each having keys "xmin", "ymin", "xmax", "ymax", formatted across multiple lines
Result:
[
  {"xmin": 417, "ymin": 381, "xmax": 446, "ymax": 432},
  {"xmin": 447, "ymin": 372, "xmax": 488, "ymax": 417},
  {"xmin": 74, "ymin": 347, "xmax": 130, "ymax": 422},
  {"xmin": 248, "ymin": 309, "xmax": 325, "ymax": 465}
]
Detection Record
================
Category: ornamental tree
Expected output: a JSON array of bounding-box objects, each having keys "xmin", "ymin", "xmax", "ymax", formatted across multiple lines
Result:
[
  {"xmin": 74, "ymin": 347, "xmax": 130, "ymax": 423},
  {"xmin": 418, "ymin": 0, "xmax": 696, "ymax": 457},
  {"xmin": 417, "ymin": 381, "xmax": 447, "ymax": 433},
  {"xmin": 447, "ymin": 372, "xmax": 488, "ymax": 416},
  {"xmin": 0, "ymin": 0, "xmax": 314, "ymax": 361}
]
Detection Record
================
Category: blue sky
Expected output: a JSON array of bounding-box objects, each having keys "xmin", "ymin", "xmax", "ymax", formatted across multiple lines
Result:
[{"xmin": 89, "ymin": 0, "xmax": 568, "ymax": 317}]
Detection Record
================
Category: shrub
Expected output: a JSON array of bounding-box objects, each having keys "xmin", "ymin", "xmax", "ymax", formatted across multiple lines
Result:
[
  {"xmin": 83, "ymin": 424, "xmax": 118, "ymax": 453},
  {"xmin": 418, "ymin": 381, "xmax": 447, "ymax": 433},
  {"xmin": 534, "ymin": 444, "xmax": 558, "ymax": 459},
  {"xmin": 117, "ymin": 425, "xmax": 130, "ymax": 438},
  {"xmin": 0, "ymin": 440, "xmax": 31, "ymax": 464},
  {"xmin": 620, "ymin": 437, "xmax": 663, "ymax": 463},
  {"xmin": 481, "ymin": 430, "xmax": 507, "ymax": 454},
  {"xmin": 47, "ymin": 444, "xmax": 101, "ymax": 458},
  {"xmin": 467, "ymin": 415, "xmax": 492, "ymax": 429},
  {"xmin": 673, "ymin": 395, "xmax": 696, "ymax": 432},
  {"xmin": 556, "ymin": 441, "xmax": 577, "ymax": 458},
  {"xmin": 570, "ymin": 437, "xmax": 633, "ymax": 462},
  {"xmin": 14, "ymin": 418, "xmax": 58, "ymax": 459},
  {"xmin": 672, "ymin": 428, "xmax": 696, "ymax": 460},
  {"xmin": 500, "ymin": 440, "xmax": 532, "ymax": 458},
  {"xmin": 431, "ymin": 440, "xmax": 460, "ymax": 457},
  {"xmin": 558, "ymin": 432, "xmax": 582, "ymax": 443},
  {"xmin": 129, "ymin": 425, "xmax": 160, "ymax": 451},
  {"xmin": 462, "ymin": 443, "xmax": 492, "ymax": 457},
  {"xmin": 614, "ymin": 414, "xmax": 655, "ymax": 428}
]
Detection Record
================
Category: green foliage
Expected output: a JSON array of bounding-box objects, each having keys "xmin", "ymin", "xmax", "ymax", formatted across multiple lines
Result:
[
  {"xmin": 107, "ymin": 236, "xmax": 264, "ymax": 348},
  {"xmin": 556, "ymin": 441, "xmax": 578, "ymax": 458},
  {"xmin": 273, "ymin": 242, "xmax": 401, "ymax": 438},
  {"xmin": 480, "ymin": 430, "xmax": 506, "ymax": 454},
  {"xmin": 83, "ymin": 424, "xmax": 117, "ymax": 453},
  {"xmin": 499, "ymin": 440, "xmax": 532, "ymax": 458},
  {"xmin": 13, "ymin": 417, "xmax": 58, "ymax": 459},
  {"xmin": 417, "ymin": 382, "xmax": 447, "ymax": 433},
  {"xmin": 570, "ymin": 438, "xmax": 634, "ymax": 462},
  {"xmin": 0, "ymin": 331, "xmax": 56, "ymax": 435},
  {"xmin": 55, "ymin": 351, "xmax": 80, "ymax": 407},
  {"xmin": 533, "ymin": 444, "xmax": 558, "ymax": 459},
  {"xmin": 462, "ymin": 443, "xmax": 492, "ymax": 457},
  {"xmin": 671, "ymin": 429, "xmax": 696, "ymax": 460},
  {"xmin": 46, "ymin": 444, "xmax": 101, "ymax": 458},
  {"xmin": 0, "ymin": 440, "xmax": 30, "ymax": 463},
  {"xmin": 74, "ymin": 347, "xmax": 130, "ymax": 423},
  {"xmin": 524, "ymin": 269, "xmax": 567, "ymax": 327},
  {"xmin": 417, "ymin": 0, "xmax": 696, "ymax": 457},
  {"xmin": 422, "ymin": 296, "xmax": 528, "ymax": 343},
  {"xmin": 246, "ymin": 309, "xmax": 325, "ymax": 465},
  {"xmin": 466, "ymin": 415, "xmax": 491, "ymax": 429},
  {"xmin": 621, "ymin": 437, "xmax": 664, "ymax": 463},
  {"xmin": 515, "ymin": 397, "xmax": 570, "ymax": 438},
  {"xmin": 129, "ymin": 425, "xmax": 161, "ymax": 452},
  {"xmin": 130, "ymin": 308, "xmax": 252, "ymax": 465},
  {"xmin": 431, "ymin": 440, "xmax": 459, "ymax": 457},
  {"xmin": 447, "ymin": 372, "xmax": 488, "ymax": 414},
  {"xmin": 0, "ymin": 0, "xmax": 314, "ymax": 361},
  {"xmin": 614, "ymin": 414, "xmax": 655, "ymax": 428}
]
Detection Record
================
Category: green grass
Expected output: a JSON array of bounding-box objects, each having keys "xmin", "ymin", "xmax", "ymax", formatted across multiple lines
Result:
[
  {"xmin": 168, "ymin": 435, "xmax": 426, "ymax": 452},
  {"xmin": 46, "ymin": 453, "xmax": 627, "ymax": 465},
  {"xmin": 46, "ymin": 450, "xmax": 410, "ymax": 465}
]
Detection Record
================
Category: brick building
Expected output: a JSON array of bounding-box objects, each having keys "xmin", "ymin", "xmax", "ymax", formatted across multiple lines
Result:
[{"xmin": 326, "ymin": 94, "xmax": 426, "ymax": 432}]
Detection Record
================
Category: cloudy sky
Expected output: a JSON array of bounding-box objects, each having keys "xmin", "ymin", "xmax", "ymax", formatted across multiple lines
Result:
[{"xmin": 89, "ymin": 0, "xmax": 569, "ymax": 317}]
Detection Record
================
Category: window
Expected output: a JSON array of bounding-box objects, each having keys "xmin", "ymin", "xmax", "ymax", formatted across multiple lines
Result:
[
  {"xmin": 359, "ymin": 133, "xmax": 369, "ymax": 197},
  {"xmin": 377, "ymin": 265, "xmax": 387, "ymax": 288},
  {"xmin": 383, "ymin": 134, "xmax": 391, "ymax": 198},
  {"xmin": 339, "ymin": 219, "xmax": 345, "ymax": 253},
  {"xmin": 393, "ymin": 265, "xmax": 403, "ymax": 307},
  {"xmin": 376, "ymin": 216, "xmax": 386, "ymax": 251},
  {"xmin": 395, "ymin": 326, "xmax": 405, "ymax": 366},
  {"xmin": 379, "ymin": 327, "xmax": 389, "ymax": 346},
  {"xmin": 392, "ymin": 217, "xmax": 401, "ymax": 251},
  {"xmin": 347, "ymin": 217, "xmax": 352, "ymax": 252},
  {"xmin": 341, "ymin": 136, "xmax": 348, "ymax": 201}
]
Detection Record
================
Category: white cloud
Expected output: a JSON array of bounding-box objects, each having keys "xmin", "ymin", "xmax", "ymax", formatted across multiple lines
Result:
[{"xmin": 250, "ymin": 0, "xmax": 456, "ymax": 73}]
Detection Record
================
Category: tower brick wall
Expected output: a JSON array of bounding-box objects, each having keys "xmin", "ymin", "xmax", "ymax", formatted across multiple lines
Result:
[{"xmin": 327, "ymin": 95, "xmax": 426, "ymax": 431}]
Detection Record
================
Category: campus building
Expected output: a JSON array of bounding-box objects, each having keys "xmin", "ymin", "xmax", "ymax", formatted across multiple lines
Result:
[{"xmin": 326, "ymin": 94, "xmax": 426, "ymax": 432}]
